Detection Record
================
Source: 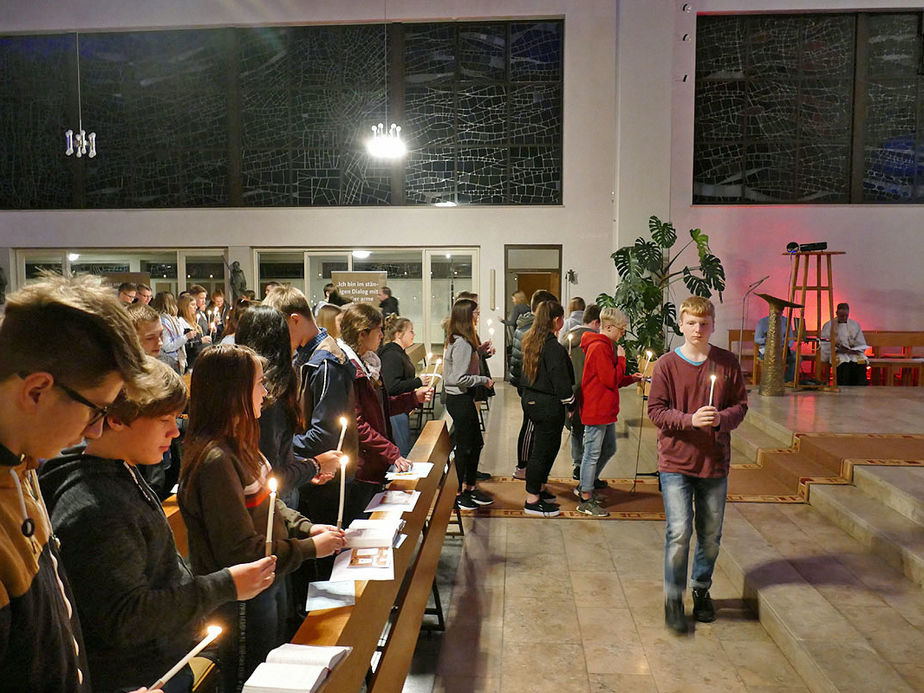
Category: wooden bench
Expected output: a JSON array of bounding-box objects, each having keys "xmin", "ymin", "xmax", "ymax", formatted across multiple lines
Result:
[
  {"xmin": 163, "ymin": 420, "xmax": 456, "ymax": 693},
  {"xmin": 727, "ymin": 329, "xmax": 757, "ymax": 384},
  {"xmin": 864, "ymin": 331, "xmax": 924, "ymax": 386}
]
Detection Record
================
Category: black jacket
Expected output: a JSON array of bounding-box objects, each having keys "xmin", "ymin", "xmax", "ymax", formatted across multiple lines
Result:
[
  {"xmin": 520, "ymin": 333, "xmax": 576, "ymax": 407},
  {"xmin": 379, "ymin": 341, "xmax": 422, "ymax": 396},
  {"xmin": 380, "ymin": 296, "xmax": 399, "ymax": 317},
  {"xmin": 39, "ymin": 449, "xmax": 236, "ymax": 692}
]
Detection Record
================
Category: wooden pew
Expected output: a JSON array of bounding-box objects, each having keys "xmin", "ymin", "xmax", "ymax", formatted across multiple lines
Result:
[
  {"xmin": 863, "ymin": 331, "xmax": 924, "ymax": 386},
  {"xmin": 162, "ymin": 420, "xmax": 456, "ymax": 692}
]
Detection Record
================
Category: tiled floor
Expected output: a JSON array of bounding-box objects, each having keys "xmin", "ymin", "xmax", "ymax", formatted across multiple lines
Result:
[{"xmin": 403, "ymin": 382, "xmax": 816, "ymax": 693}]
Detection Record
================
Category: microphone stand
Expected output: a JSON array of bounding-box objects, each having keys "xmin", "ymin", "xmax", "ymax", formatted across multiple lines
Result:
[{"xmin": 738, "ymin": 275, "xmax": 769, "ymax": 362}]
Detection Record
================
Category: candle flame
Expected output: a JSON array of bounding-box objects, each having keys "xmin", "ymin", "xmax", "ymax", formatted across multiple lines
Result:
[
  {"xmin": 710, "ymin": 374, "xmax": 717, "ymax": 382},
  {"xmin": 268, "ymin": 477, "xmax": 277, "ymax": 493},
  {"xmin": 568, "ymin": 334, "xmax": 573, "ymax": 342},
  {"xmin": 340, "ymin": 455, "xmax": 349, "ymax": 470},
  {"xmin": 646, "ymin": 350, "xmax": 653, "ymax": 359},
  {"xmin": 206, "ymin": 625, "xmax": 222, "ymax": 638},
  {"xmin": 436, "ymin": 358, "xmax": 442, "ymax": 366},
  {"xmin": 487, "ymin": 319, "xmax": 492, "ymax": 327},
  {"xmin": 339, "ymin": 416, "xmax": 347, "ymax": 427},
  {"xmin": 427, "ymin": 351, "xmax": 433, "ymax": 360}
]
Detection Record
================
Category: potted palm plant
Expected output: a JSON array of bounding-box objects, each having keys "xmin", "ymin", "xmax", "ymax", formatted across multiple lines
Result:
[{"xmin": 598, "ymin": 215, "xmax": 727, "ymax": 366}]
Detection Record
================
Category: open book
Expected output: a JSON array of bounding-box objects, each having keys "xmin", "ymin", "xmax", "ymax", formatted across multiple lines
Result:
[
  {"xmin": 344, "ymin": 517, "xmax": 405, "ymax": 549},
  {"xmin": 242, "ymin": 644, "xmax": 351, "ymax": 693}
]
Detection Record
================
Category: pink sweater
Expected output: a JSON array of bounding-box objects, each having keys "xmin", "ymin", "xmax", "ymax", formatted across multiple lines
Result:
[{"xmin": 647, "ymin": 346, "xmax": 748, "ymax": 478}]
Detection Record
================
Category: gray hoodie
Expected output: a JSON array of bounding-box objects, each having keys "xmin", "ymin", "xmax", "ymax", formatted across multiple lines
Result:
[{"xmin": 443, "ymin": 337, "xmax": 490, "ymax": 396}]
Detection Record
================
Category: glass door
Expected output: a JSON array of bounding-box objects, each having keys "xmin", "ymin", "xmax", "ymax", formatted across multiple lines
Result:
[{"xmin": 423, "ymin": 249, "xmax": 478, "ymax": 356}]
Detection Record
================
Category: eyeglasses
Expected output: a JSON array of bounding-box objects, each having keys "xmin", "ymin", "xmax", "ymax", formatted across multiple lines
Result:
[{"xmin": 55, "ymin": 382, "xmax": 111, "ymax": 426}]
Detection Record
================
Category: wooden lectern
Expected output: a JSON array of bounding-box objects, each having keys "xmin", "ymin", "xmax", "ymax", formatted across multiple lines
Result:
[{"xmin": 756, "ymin": 293, "xmax": 803, "ymax": 397}]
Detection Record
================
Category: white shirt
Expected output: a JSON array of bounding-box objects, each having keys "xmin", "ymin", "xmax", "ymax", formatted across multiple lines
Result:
[{"xmin": 819, "ymin": 318, "xmax": 868, "ymax": 365}]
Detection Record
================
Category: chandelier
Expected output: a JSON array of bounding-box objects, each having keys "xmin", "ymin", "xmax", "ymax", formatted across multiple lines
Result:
[
  {"xmin": 365, "ymin": 2, "xmax": 406, "ymax": 159},
  {"xmin": 64, "ymin": 32, "xmax": 96, "ymax": 159}
]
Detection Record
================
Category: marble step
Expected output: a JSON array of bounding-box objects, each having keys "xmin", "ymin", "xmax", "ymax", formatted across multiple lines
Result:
[
  {"xmin": 731, "ymin": 418, "xmax": 791, "ymax": 464},
  {"xmin": 718, "ymin": 503, "xmax": 919, "ymax": 693},
  {"xmin": 808, "ymin": 483, "xmax": 924, "ymax": 588},
  {"xmin": 852, "ymin": 465, "xmax": 924, "ymax": 526},
  {"xmin": 742, "ymin": 404, "xmax": 795, "ymax": 449}
]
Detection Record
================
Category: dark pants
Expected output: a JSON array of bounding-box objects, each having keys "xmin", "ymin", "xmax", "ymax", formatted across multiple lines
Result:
[
  {"xmin": 837, "ymin": 361, "xmax": 867, "ymax": 386},
  {"xmin": 515, "ymin": 387, "xmax": 534, "ymax": 470},
  {"xmin": 446, "ymin": 392, "xmax": 483, "ymax": 487},
  {"xmin": 521, "ymin": 395, "xmax": 566, "ymax": 495},
  {"xmin": 215, "ymin": 582, "xmax": 288, "ymax": 692}
]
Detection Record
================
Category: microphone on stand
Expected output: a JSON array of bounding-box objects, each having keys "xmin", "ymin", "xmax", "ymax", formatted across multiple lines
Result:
[{"xmin": 738, "ymin": 275, "xmax": 771, "ymax": 363}]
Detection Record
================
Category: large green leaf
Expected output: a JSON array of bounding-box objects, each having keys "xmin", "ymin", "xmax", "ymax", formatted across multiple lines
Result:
[
  {"xmin": 662, "ymin": 301, "xmax": 677, "ymax": 330},
  {"xmin": 699, "ymin": 253, "xmax": 726, "ymax": 293},
  {"xmin": 682, "ymin": 267, "xmax": 711, "ymax": 297},
  {"xmin": 596, "ymin": 292, "xmax": 617, "ymax": 308},
  {"xmin": 650, "ymin": 215, "xmax": 677, "ymax": 249},
  {"xmin": 690, "ymin": 228, "xmax": 712, "ymax": 260},
  {"xmin": 611, "ymin": 247, "xmax": 643, "ymax": 280},
  {"xmin": 634, "ymin": 237, "xmax": 663, "ymax": 273}
]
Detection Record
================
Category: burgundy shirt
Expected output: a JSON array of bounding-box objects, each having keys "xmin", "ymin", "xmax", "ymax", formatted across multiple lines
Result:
[{"xmin": 647, "ymin": 345, "xmax": 748, "ymax": 478}]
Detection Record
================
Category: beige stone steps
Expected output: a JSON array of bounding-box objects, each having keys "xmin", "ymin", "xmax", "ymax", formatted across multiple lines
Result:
[
  {"xmin": 853, "ymin": 465, "xmax": 924, "ymax": 525},
  {"xmin": 718, "ymin": 503, "xmax": 919, "ymax": 693},
  {"xmin": 807, "ymin": 483, "xmax": 924, "ymax": 588}
]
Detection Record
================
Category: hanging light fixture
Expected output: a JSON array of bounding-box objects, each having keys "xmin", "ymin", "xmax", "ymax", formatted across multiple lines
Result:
[
  {"xmin": 64, "ymin": 32, "xmax": 96, "ymax": 159},
  {"xmin": 365, "ymin": 0, "xmax": 406, "ymax": 159}
]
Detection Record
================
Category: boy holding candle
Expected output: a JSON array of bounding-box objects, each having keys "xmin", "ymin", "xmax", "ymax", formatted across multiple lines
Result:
[
  {"xmin": 39, "ymin": 358, "xmax": 277, "ymax": 693},
  {"xmin": 0, "ymin": 274, "xmax": 150, "ymax": 692},
  {"xmin": 647, "ymin": 296, "xmax": 748, "ymax": 634}
]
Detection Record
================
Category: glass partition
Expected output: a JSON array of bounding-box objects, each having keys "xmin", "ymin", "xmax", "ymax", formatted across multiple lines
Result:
[
  {"xmin": 183, "ymin": 253, "xmax": 226, "ymax": 296},
  {"xmin": 308, "ymin": 253, "xmax": 351, "ymax": 309},
  {"xmin": 426, "ymin": 250, "xmax": 475, "ymax": 355},
  {"xmin": 258, "ymin": 251, "xmax": 306, "ymax": 297},
  {"xmin": 352, "ymin": 249, "xmax": 425, "ymax": 335}
]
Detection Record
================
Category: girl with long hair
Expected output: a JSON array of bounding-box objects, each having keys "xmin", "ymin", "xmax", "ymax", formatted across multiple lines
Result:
[
  {"xmin": 177, "ymin": 293, "xmax": 210, "ymax": 368},
  {"xmin": 519, "ymin": 300, "xmax": 574, "ymax": 517},
  {"xmin": 338, "ymin": 303, "xmax": 432, "ymax": 521},
  {"xmin": 443, "ymin": 298, "xmax": 494, "ymax": 510},
  {"xmin": 178, "ymin": 344, "xmax": 345, "ymax": 691},
  {"xmin": 220, "ymin": 297, "xmax": 252, "ymax": 345},
  {"xmin": 379, "ymin": 314, "xmax": 432, "ymax": 456},
  {"xmin": 152, "ymin": 291, "xmax": 187, "ymax": 374}
]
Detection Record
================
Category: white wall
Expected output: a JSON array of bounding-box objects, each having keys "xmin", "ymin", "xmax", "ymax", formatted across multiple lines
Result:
[{"xmin": 668, "ymin": 0, "xmax": 924, "ymax": 341}]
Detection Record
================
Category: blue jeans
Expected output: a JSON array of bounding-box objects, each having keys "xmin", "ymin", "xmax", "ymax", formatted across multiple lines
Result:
[
  {"xmin": 660, "ymin": 472, "xmax": 728, "ymax": 599},
  {"xmin": 390, "ymin": 412, "xmax": 412, "ymax": 456},
  {"xmin": 579, "ymin": 423, "xmax": 616, "ymax": 493}
]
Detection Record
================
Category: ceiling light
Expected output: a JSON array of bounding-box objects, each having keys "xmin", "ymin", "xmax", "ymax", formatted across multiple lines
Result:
[
  {"xmin": 67, "ymin": 253, "xmax": 80, "ymax": 262},
  {"xmin": 352, "ymin": 250, "xmax": 371, "ymax": 259}
]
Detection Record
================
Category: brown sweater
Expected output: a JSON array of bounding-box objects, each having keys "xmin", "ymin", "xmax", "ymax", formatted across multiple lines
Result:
[
  {"xmin": 647, "ymin": 346, "xmax": 748, "ymax": 478},
  {"xmin": 178, "ymin": 445, "xmax": 317, "ymax": 580}
]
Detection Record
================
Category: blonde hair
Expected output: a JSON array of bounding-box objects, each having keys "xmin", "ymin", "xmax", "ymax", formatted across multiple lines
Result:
[
  {"xmin": 512, "ymin": 290, "xmax": 527, "ymax": 305},
  {"xmin": 384, "ymin": 314, "xmax": 412, "ymax": 342},
  {"xmin": 177, "ymin": 295, "xmax": 200, "ymax": 333},
  {"xmin": 678, "ymin": 296, "xmax": 715, "ymax": 320},
  {"xmin": 599, "ymin": 307, "xmax": 628, "ymax": 330},
  {"xmin": 263, "ymin": 285, "xmax": 313, "ymax": 319},
  {"xmin": 316, "ymin": 304, "xmax": 342, "ymax": 338},
  {"xmin": 108, "ymin": 356, "xmax": 187, "ymax": 425}
]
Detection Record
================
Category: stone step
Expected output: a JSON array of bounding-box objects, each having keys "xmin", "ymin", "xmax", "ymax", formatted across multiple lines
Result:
[
  {"xmin": 743, "ymin": 404, "xmax": 795, "ymax": 449},
  {"xmin": 808, "ymin": 483, "xmax": 924, "ymax": 588},
  {"xmin": 756, "ymin": 449, "xmax": 839, "ymax": 491},
  {"xmin": 718, "ymin": 503, "xmax": 920, "ymax": 693},
  {"xmin": 731, "ymin": 418, "xmax": 790, "ymax": 464},
  {"xmin": 852, "ymin": 466, "xmax": 924, "ymax": 526}
]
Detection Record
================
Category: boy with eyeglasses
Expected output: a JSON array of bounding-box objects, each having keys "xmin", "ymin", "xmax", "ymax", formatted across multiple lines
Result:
[{"xmin": 0, "ymin": 274, "xmax": 151, "ymax": 692}]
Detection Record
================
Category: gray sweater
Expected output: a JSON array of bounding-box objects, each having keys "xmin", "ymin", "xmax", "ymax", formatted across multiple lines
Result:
[{"xmin": 443, "ymin": 336, "xmax": 490, "ymax": 396}]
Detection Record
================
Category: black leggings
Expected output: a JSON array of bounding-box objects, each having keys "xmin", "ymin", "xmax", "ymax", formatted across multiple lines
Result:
[
  {"xmin": 446, "ymin": 392, "xmax": 484, "ymax": 488},
  {"xmin": 522, "ymin": 397, "xmax": 566, "ymax": 495},
  {"xmin": 515, "ymin": 387, "xmax": 535, "ymax": 470}
]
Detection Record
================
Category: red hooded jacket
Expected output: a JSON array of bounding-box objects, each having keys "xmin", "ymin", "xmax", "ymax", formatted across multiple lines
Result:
[{"xmin": 579, "ymin": 331, "xmax": 636, "ymax": 425}]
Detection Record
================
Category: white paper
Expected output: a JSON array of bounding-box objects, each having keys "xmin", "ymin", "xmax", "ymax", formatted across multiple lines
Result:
[
  {"xmin": 266, "ymin": 643, "xmax": 351, "ymax": 669},
  {"xmin": 242, "ymin": 662, "xmax": 326, "ymax": 693},
  {"xmin": 329, "ymin": 548, "xmax": 395, "ymax": 582},
  {"xmin": 394, "ymin": 533, "xmax": 408, "ymax": 549},
  {"xmin": 385, "ymin": 462, "xmax": 434, "ymax": 481},
  {"xmin": 364, "ymin": 489, "xmax": 421, "ymax": 514},
  {"xmin": 306, "ymin": 580, "xmax": 355, "ymax": 611}
]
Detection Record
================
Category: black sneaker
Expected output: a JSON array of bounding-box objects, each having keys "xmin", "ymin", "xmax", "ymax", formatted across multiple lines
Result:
[
  {"xmin": 572, "ymin": 466, "xmax": 580, "ymax": 481},
  {"xmin": 692, "ymin": 589, "xmax": 716, "ymax": 623},
  {"xmin": 475, "ymin": 471, "xmax": 492, "ymax": 482},
  {"xmin": 665, "ymin": 597, "xmax": 689, "ymax": 634},
  {"xmin": 593, "ymin": 479, "xmax": 608, "ymax": 490},
  {"xmin": 524, "ymin": 499, "xmax": 561, "ymax": 518},
  {"xmin": 468, "ymin": 489, "xmax": 494, "ymax": 506},
  {"xmin": 455, "ymin": 491, "xmax": 479, "ymax": 510},
  {"xmin": 538, "ymin": 489, "xmax": 559, "ymax": 505}
]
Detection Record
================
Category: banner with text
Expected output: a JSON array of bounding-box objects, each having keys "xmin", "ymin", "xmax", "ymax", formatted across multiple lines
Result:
[{"xmin": 332, "ymin": 271, "xmax": 387, "ymax": 304}]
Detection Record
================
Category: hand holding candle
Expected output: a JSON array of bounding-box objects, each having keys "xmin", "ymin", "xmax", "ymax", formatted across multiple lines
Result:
[
  {"xmin": 150, "ymin": 625, "xmax": 222, "ymax": 690},
  {"xmin": 264, "ymin": 477, "xmax": 277, "ymax": 557},
  {"xmin": 336, "ymin": 455, "xmax": 348, "ymax": 529}
]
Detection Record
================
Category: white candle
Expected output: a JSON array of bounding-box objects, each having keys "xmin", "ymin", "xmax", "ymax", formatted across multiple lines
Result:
[
  {"xmin": 433, "ymin": 358, "xmax": 442, "ymax": 376},
  {"xmin": 567, "ymin": 333, "xmax": 573, "ymax": 355},
  {"xmin": 264, "ymin": 477, "xmax": 277, "ymax": 558},
  {"xmin": 336, "ymin": 416, "xmax": 348, "ymax": 452},
  {"xmin": 488, "ymin": 327, "xmax": 495, "ymax": 338},
  {"xmin": 150, "ymin": 625, "xmax": 222, "ymax": 690},
  {"xmin": 641, "ymin": 349, "xmax": 653, "ymax": 376},
  {"xmin": 708, "ymin": 374, "xmax": 717, "ymax": 407},
  {"xmin": 337, "ymin": 455, "xmax": 348, "ymax": 529}
]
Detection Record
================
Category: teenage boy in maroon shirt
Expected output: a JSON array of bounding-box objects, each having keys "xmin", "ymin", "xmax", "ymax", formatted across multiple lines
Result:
[{"xmin": 648, "ymin": 296, "xmax": 748, "ymax": 634}]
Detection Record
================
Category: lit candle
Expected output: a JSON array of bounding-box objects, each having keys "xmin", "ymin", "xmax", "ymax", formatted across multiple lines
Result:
[
  {"xmin": 337, "ymin": 455, "xmax": 348, "ymax": 529},
  {"xmin": 150, "ymin": 625, "xmax": 222, "ymax": 690},
  {"xmin": 567, "ymin": 333, "xmax": 573, "ymax": 355},
  {"xmin": 488, "ymin": 327, "xmax": 495, "ymax": 339},
  {"xmin": 433, "ymin": 357, "xmax": 442, "ymax": 376},
  {"xmin": 336, "ymin": 416, "xmax": 348, "ymax": 452},
  {"xmin": 641, "ymin": 349, "xmax": 653, "ymax": 376},
  {"xmin": 487, "ymin": 319, "xmax": 493, "ymax": 328},
  {"xmin": 264, "ymin": 477, "xmax": 277, "ymax": 558},
  {"xmin": 708, "ymin": 374, "xmax": 717, "ymax": 407}
]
